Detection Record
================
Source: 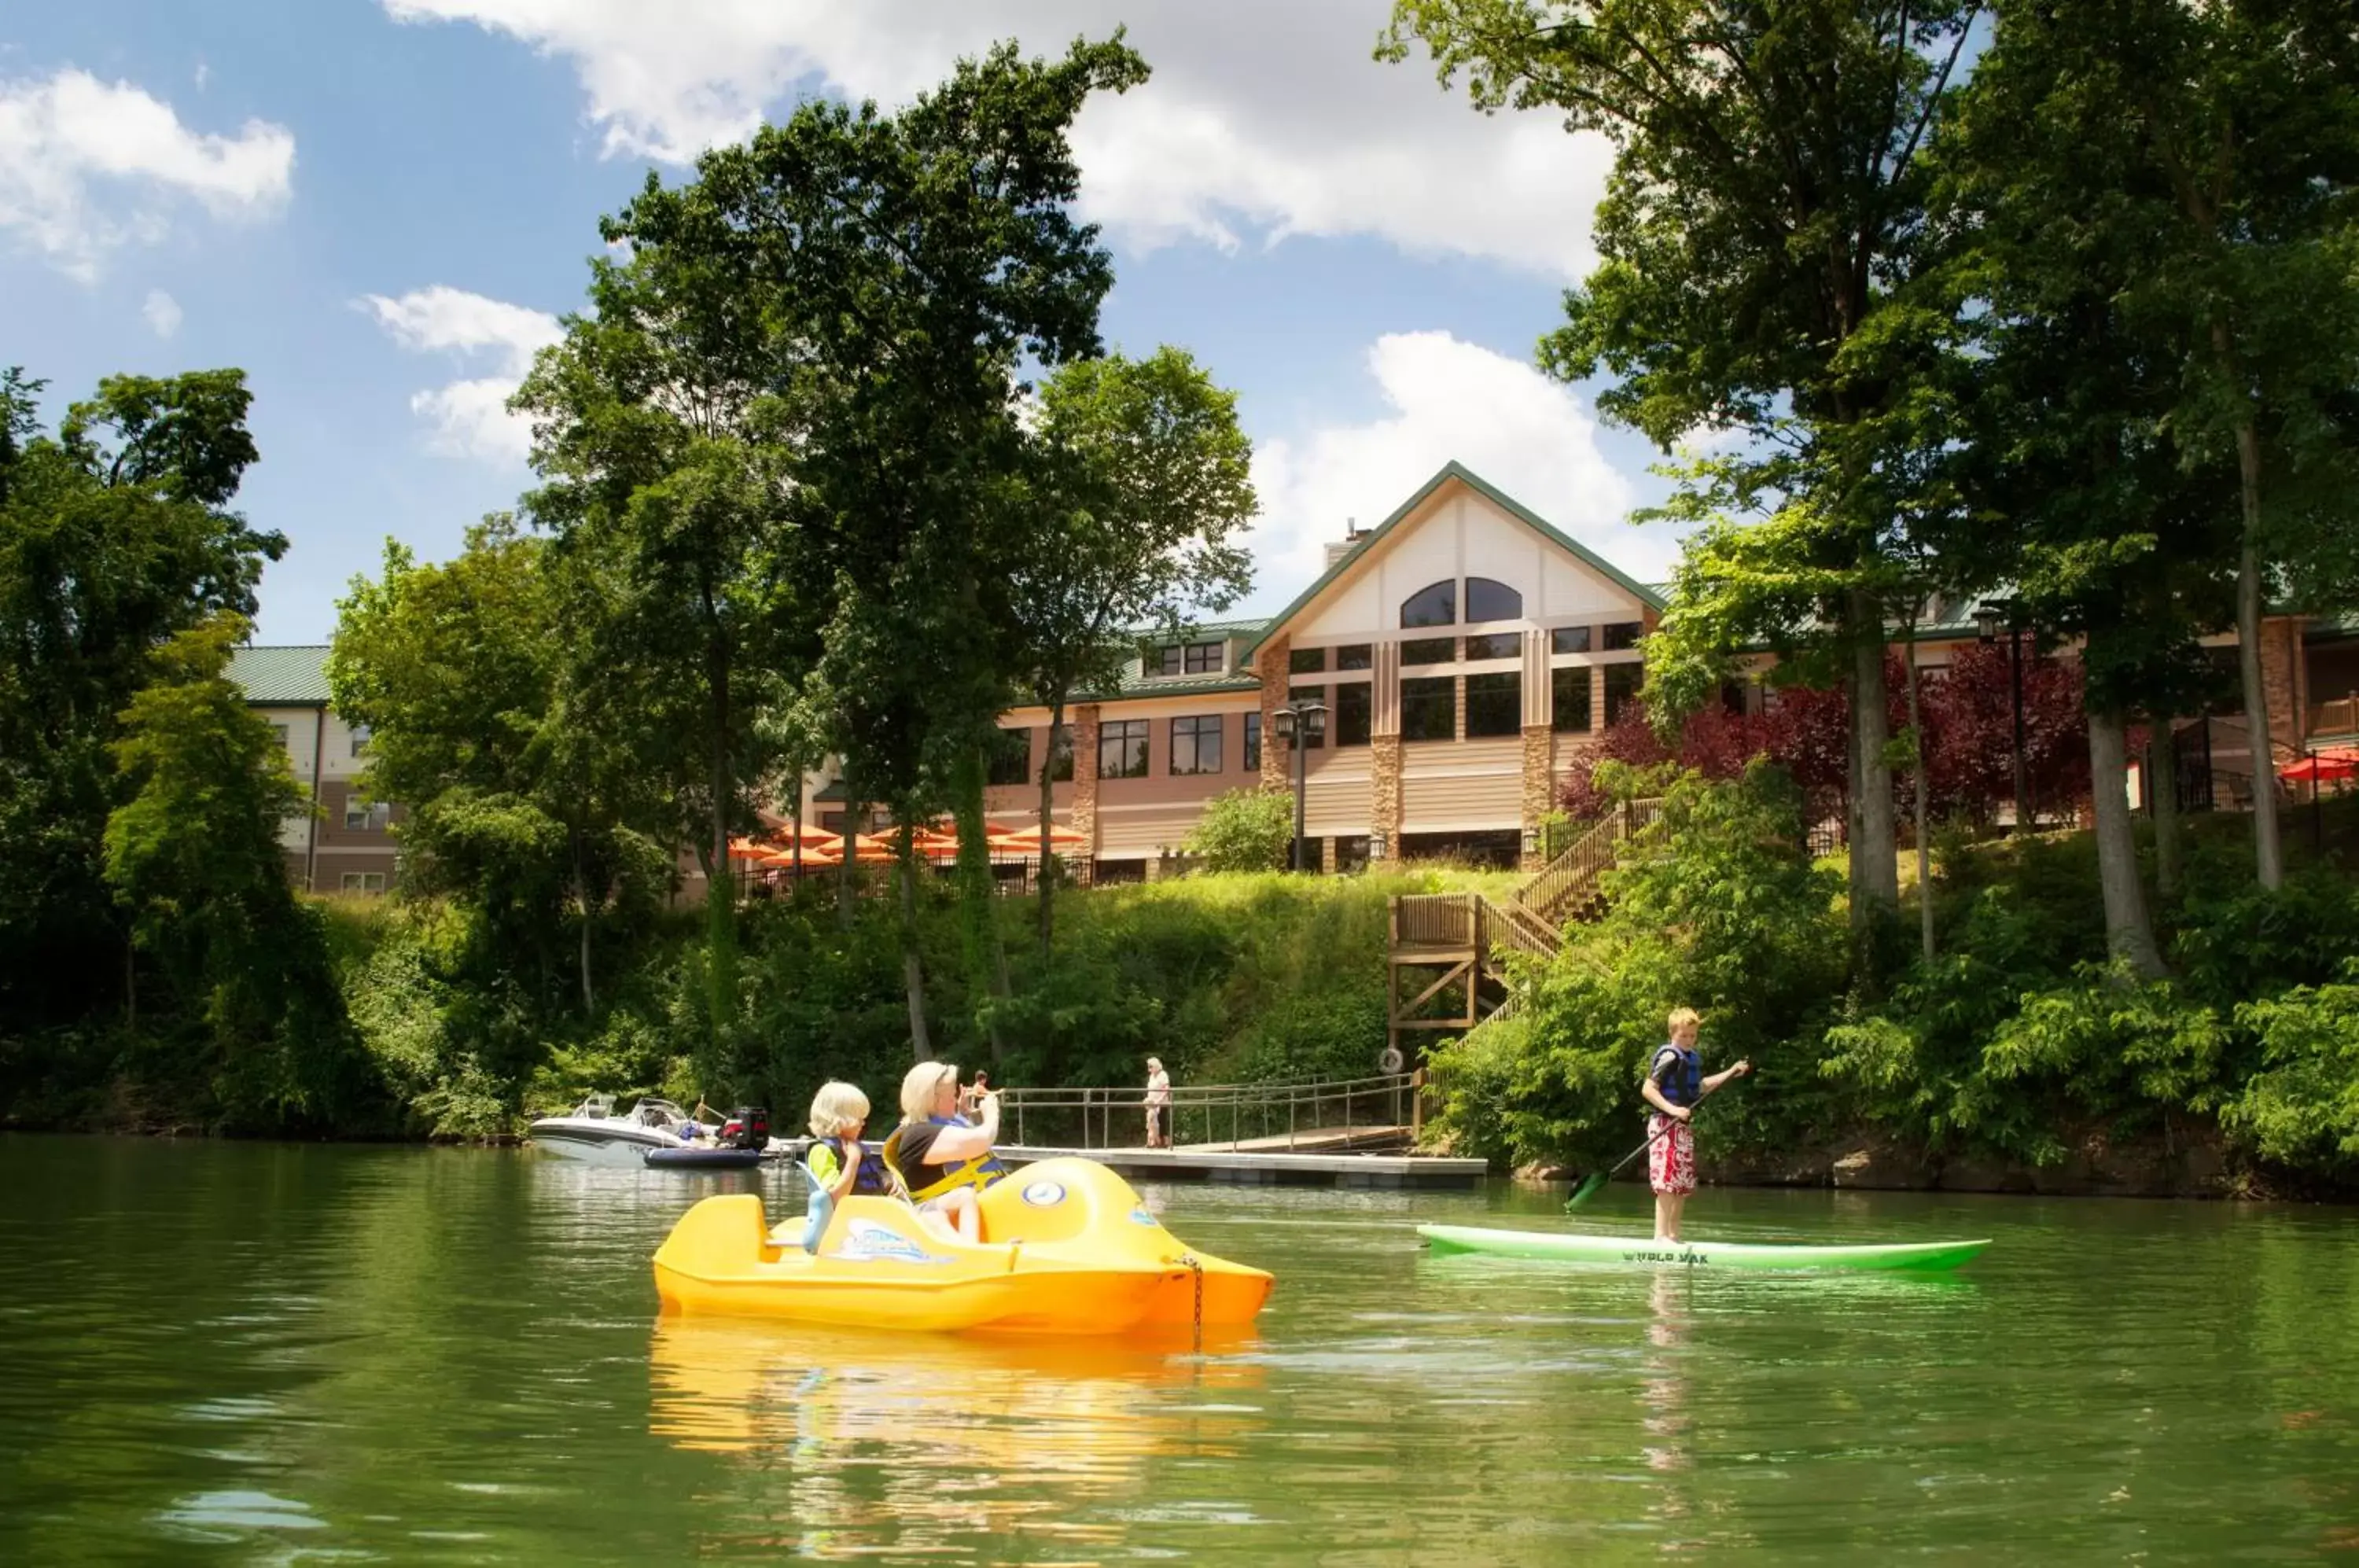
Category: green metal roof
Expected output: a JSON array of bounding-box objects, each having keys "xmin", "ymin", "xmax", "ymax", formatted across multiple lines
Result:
[
  {"xmin": 1236, "ymin": 461, "xmax": 1668, "ymax": 664},
  {"xmin": 230, "ymin": 644, "xmax": 332, "ymax": 705}
]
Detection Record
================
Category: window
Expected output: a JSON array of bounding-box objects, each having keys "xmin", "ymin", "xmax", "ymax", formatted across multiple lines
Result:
[
  {"xmin": 1336, "ymin": 643, "xmax": 1372, "ymax": 671},
  {"xmin": 985, "ymin": 728, "xmax": 1032, "ymax": 787},
  {"xmin": 1722, "ymin": 682, "xmax": 1750, "ymax": 717},
  {"xmin": 349, "ymin": 723, "xmax": 372, "ymax": 757},
  {"xmin": 340, "ymin": 872, "xmax": 387, "ymax": 894},
  {"xmin": 1288, "ymin": 686, "xmax": 1327, "ymax": 749},
  {"xmin": 1290, "ymin": 646, "xmax": 1327, "ymax": 674},
  {"xmin": 819, "ymin": 811, "xmax": 848, "ymax": 834},
  {"xmin": 1400, "ymin": 676, "xmax": 1456, "ymax": 742},
  {"xmin": 1048, "ymin": 724, "xmax": 1074, "ymax": 782},
  {"xmin": 1465, "ymin": 577, "xmax": 1523, "ymax": 623},
  {"xmin": 1602, "ymin": 620, "xmax": 1645, "ymax": 651},
  {"xmin": 1464, "ymin": 631, "xmax": 1521, "ymax": 661},
  {"xmin": 1400, "ymin": 636, "xmax": 1456, "ymax": 667},
  {"xmin": 1152, "ymin": 641, "xmax": 1224, "ymax": 676},
  {"xmin": 1465, "ymin": 672, "xmax": 1521, "ymax": 738},
  {"xmin": 1099, "ymin": 719, "xmax": 1150, "ymax": 779},
  {"xmin": 1604, "ymin": 663, "xmax": 1644, "ymax": 726},
  {"xmin": 1400, "ymin": 580, "xmax": 1456, "ymax": 628},
  {"xmin": 1553, "ymin": 666, "xmax": 1593, "ymax": 733},
  {"xmin": 272, "ymin": 723, "xmax": 291, "ymax": 751},
  {"xmin": 344, "ymin": 799, "xmax": 392, "ymax": 832},
  {"xmin": 1170, "ymin": 715, "xmax": 1224, "ymax": 775},
  {"xmin": 1334, "ymin": 835, "xmax": 1371, "ymax": 874},
  {"xmin": 1551, "ymin": 625, "xmax": 1592, "ymax": 655},
  {"xmin": 1244, "ymin": 712, "xmax": 1262, "ymax": 771},
  {"xmin": 1334, "ymin": 682, "xmax": 1372, "ymax": 747}
]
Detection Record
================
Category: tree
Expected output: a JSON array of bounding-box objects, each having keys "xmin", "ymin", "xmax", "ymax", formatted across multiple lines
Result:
[
  {"xmin": 1007, "ymin": 347, "xmax": 1257, "ymax": 958},
  {"xmin": 1385, "ymin": 0, "xmax": 1983, "ymax": 982},
  {"xmin": 327, "ymin": 521, "xmax": 669, "ymax": 1019},
  {"xmin": 1186, "ymin": 788, "xmax": 1295, "ymax": 874},
  {"xmin": 104, "ymin": 614, "xmax": 366, "ymax": 1128},
  {"xmin": 0, "ymin": 369, "xmax": 284, "ymax": 1032}
]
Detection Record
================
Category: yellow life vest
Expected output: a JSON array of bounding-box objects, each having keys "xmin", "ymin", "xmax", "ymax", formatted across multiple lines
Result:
[{"xmin": 885, "ymin": 1119, "xmax": 1010, "ymax": 1203}]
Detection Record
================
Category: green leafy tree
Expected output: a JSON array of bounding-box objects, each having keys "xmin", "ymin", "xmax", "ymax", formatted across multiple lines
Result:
[
  {"xmin": 1385, "ymin": 0, "xmax": 1981, "ymax": 981},
  {"xmin": 1184, "ymin": 788, "xmax": 1295, "ymax": 874},
  {"xmin": 1008, "ymin": 346, "xmax": 1257, "ymax": 957},
  {"xmin": 0, "ymin": 368, "xmax": 284, "ymax": 1033}
]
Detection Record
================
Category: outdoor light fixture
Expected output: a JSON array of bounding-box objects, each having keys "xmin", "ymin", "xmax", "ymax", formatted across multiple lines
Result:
[
  {"xmin": 1368, "ymin": 831, "xmax": 1388, "ymax": 861},
  {"xmin": 1275, "ymin": 696, "xmax": 1328, "ymax": 872},
  {"xmin": 1522, "ymin": 825, "xmax": 1542, "ymax": 857}
]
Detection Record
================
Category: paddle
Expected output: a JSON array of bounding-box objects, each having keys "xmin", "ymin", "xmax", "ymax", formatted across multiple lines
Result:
[{"xmin": 1563, "ymin": 1073, "xmax": 1746, "ymax": 1212}]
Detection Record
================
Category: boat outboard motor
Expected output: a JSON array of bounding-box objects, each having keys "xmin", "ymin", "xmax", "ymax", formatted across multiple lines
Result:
[{"xmin": 723, "ymin": 1106, "xmax": 770, "ymax": 1150}]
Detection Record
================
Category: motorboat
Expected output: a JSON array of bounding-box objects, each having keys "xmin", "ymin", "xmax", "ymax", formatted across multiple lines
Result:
[{"xmin": 528, "ymin": 1094, "xmax": 711, "ymax": 1165}]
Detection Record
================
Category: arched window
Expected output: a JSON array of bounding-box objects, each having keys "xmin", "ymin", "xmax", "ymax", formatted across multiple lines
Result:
[
  {"xmin": 1464, "ymin": 577, "xmax": 1523, "ymax": 623},
  {"xmin": 1400, "ymin": 580, "xmax": 1456, "ymax": 628}
]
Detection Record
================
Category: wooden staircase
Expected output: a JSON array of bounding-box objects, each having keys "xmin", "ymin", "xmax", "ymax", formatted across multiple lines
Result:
[{"xmin": 1385, "ymin": 799, "xmax": 1662, "ymax": 1055}]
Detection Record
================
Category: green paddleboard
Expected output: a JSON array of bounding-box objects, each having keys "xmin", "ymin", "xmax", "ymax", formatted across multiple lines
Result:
[{"xmin": 1417, "ymin": 1224, "xmax": 1990, "ymax": 1272}]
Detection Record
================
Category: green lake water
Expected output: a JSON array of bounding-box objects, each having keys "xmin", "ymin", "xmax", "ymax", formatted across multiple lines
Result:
[{"xmin": 4, "ymin": 1136, "xmax": 2357, "ymax": 1564}]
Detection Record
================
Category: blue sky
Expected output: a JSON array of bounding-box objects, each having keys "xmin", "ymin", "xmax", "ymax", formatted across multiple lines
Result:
[{"xmin": 4, "ymin": 1, "xmax": 1690, "ymax": 642}]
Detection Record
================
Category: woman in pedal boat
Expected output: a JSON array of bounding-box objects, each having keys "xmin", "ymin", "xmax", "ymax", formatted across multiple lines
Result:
[
  {"xmin": 1640, "ymin": 1007, "xmax": 1750, "ymax": 1242},
  {"xmin": 884, "ymin": 1062, "xmax": 1011, "ymax": 1243}
]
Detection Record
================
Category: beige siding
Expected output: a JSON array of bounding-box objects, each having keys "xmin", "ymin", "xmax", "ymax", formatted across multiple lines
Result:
[{"xmin": 1401, "ymin": 736, "xmax": 1522, "ymax": 830}]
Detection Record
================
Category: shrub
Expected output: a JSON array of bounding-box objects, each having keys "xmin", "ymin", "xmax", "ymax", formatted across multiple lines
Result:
[{"xmin": 1185, "ymin": 787, "xmax": 1294, "ymax": 873}]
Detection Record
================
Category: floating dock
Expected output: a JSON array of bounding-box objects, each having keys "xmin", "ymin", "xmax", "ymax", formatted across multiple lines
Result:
[{"xmin": 995, "ymin": 1143, "xmax": 1488, "ymax": 1189}]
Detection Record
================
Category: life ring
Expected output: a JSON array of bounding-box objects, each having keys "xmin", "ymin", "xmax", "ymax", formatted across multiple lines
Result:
[{"xmin": 1378, "ymin": 1045, "xmax": 1405, "ymax": 1075}]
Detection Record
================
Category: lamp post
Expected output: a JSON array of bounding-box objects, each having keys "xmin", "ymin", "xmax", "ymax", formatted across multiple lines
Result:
[
  {"xmin": 1975, "ymin": 599, "xmax": 2030, "ymax": 831},
  {"xmin": 1272, "ymin": 697, "xmax": 1328, "ymax": 872}
]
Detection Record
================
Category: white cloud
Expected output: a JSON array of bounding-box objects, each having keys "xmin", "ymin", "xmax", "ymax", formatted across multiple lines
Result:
[
  {"xmin": 1246, "ymin": 331, "xmax": 1676, "ymax": 605},
  {"xmin": 142, "ymin": 289, "xmax": 183, "ymax": 338},
  {"xmin": 0, "ymin": 68, "xmax": 293, "ymax": 281},
  {"xmin": 381, "ymin": 0, "xmax": 1608, "ymax": 278},
  {"xmin": 360, "ymin": 285, "xmax": 564, "ymax": 465}
]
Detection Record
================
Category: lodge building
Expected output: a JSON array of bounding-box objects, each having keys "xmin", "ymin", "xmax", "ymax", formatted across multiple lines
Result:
[{"xmin": 233, "ymin": 461, "xmax": 2354, "ymax": 893}]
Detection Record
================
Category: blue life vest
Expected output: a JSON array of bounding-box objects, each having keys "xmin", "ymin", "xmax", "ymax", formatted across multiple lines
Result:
[
  {"xmin": 800, "ymin": 1136, "xmax": 892, "ymax": 1253},
  {"xmin": 889, "ymin": 1116, "xmax": 1011, "ymax": 1203},
  {"xmin": 1650, "ymin": 1043, "xmax": 1702, "ymax": 1109}
]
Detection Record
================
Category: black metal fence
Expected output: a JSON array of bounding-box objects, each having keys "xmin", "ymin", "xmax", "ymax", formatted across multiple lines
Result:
[{"xmin": 993, "ymin": 1073, "xmax": 1421, "ymax": 1152}]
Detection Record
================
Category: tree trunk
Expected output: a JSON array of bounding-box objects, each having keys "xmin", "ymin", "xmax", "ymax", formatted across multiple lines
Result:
[
  {"xmin": 705, "ymin": 631, "xmax": 737, "ymax": 1029},
  {"xmin": 953, "ymin": 745, "xmax": 1010, "ymax": 1066},
  {"xmin": 2151, "ymin": 720, "xmax": 2182, "ymax": 900},
  {"xmin": 2088, "ymin": 705, "xmax": 2167, "ymax": 979},
  {"xmin": 1904, "ymin": 619, "xmax": 1934, "ymax": 963},
  {"xmin": 1847, "ymin": 591, "xmax": 1901, "ymax": 974},
  {"xmin": 2233, "ymin": 482, "xmax": 2284, "ymax": 892},
  {"xmin": 896, "ymin": 819, "xmax": 932, "ymax": 1062},
  {"xmin": 572, "ymin": 834, "xmax": 595, "ymax": 1015},
  {"xmin": 1036, "ymin": 694, "xmax": 1066, "ymax": 962},
  {"xmin": 835, "ymin": 756, "xmax": 858, "ymax": 927}
]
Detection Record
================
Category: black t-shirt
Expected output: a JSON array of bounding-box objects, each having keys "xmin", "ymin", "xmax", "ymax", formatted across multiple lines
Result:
[{"xmin": 889, "ymin": 1121, "xmax": 945, "ymax": 1180}]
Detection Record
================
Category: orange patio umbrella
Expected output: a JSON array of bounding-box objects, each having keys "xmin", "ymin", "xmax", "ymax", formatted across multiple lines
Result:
[
  {"xmin": 760, "ymin": 848, "xmax": 839, "ymax": 870},
  {"xmin": 2281, "ymin": 749, "xmax": 2359, "ymax": 783},
  {"xmin": 988, "ymin": 823, "xmax": 1089, "ymax": 856}
]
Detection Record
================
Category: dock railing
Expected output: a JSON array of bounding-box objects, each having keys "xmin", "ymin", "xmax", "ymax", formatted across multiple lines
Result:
[{"xmin": 993, "ymin": 1072, "xmax": 1422, "ymax": 1154}]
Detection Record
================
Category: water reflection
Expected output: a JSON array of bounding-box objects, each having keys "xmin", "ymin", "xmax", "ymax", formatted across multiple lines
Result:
[{"xmin": 649, "ymin": 1316, "xmax": 1268, "ymax": 1559}]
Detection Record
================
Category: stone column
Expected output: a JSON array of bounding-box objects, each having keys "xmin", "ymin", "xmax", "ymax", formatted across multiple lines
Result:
[
  {"xmin": 1372, "ymin": 736, "xmax": 1404, "ymax": 858},
  {"xmin": 1258, "ymin": 633, "xmax": 1292, "ymax": 790},
  {"xmin": 1319, "ymin": 835, "xmax": 1337, "ymax": 874},
  {"xmin": 1520, "ymin": 724, "xmax": 1555, "ymax": 870},
  {"xmin": 2260, "ymin": 614, "xmax": 2308, "ymax": 751},
  {"xmin": 1071, "ymin": 704, "xmax": 1102, "ymax": 886}
]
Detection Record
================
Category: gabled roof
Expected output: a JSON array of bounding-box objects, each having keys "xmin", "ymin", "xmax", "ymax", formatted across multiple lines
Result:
[
  {"xmin": 1237, "ymin": 461, "xmax": 1666, "ymax": 663},
  {"xmin": 230, "ymin": 644, "xmax": 332, "ymax": 705}
]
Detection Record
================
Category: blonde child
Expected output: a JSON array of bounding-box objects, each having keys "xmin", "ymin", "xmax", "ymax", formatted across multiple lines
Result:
[
  {"xmin": 798, "ymin": 1081, "xmax": 886, "ymax": 1252},
  {"xmin": 1639, "ymin": 1007, "xmax": 1750, "ymax": 1242}
]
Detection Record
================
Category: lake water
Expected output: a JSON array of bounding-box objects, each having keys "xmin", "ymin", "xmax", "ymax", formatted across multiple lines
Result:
[{"xmin": 3, "ymin": 1136, "xmax": 2356, "ymax": 1563}]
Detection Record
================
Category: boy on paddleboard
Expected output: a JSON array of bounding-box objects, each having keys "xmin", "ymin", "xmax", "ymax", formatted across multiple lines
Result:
[{"xmin": 1641, "ymin": 1007, "xmax": 1750, "ymax": 1241}]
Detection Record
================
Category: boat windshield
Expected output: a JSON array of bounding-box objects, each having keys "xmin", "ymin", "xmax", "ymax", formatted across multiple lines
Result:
[
  {"xmin": 570, "ymin": 1093, "xmax": 616, "ymax": 1119},
  {"xmin": 630, "ymin": 1099, "xmax": 694, "ymax": 1129}
]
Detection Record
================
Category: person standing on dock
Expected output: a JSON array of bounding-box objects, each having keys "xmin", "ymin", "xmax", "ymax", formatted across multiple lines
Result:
[
  {"xmin": 1143, "ymin": 1058, "xmax": 1172, "ymax": 1149},
  {"xmin": 1640, "ymin": 1008, "xmax": 1749, "ymax": 1242}
]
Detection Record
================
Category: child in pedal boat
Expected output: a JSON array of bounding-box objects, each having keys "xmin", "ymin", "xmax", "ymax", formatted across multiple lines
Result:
[
  {"xmin": 1640, "ymin": 1007, "xmax": 1750, "ymax": 1242},
  {"xmin": 796, "ymin": 1081, "xmax": 890, "ymax": 1252}
]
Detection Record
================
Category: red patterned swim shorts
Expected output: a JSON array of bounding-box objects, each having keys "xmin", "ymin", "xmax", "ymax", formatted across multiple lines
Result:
[{"xmin": 1648, "ymin": 1113, "xmax": 1696, "ymax": 1195}]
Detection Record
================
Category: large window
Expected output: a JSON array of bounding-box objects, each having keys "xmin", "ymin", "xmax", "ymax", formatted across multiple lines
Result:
[
  {"xmin": 1099, "ymin": 719, "xmax": 1150, "ymax": 779},
  {"xmin": 1465, "ymin": 577, "xmax": 1523, "ymax": 623},
  {"xmin": 1465, "ymin": 672, "xmax": 1521, "ymax": 738},
  {"xmin": 1288, "ymin": 685, "xmax": 1327, "ymax": 749},
  {"xmin": 1290, "ymin": 646, "xmax": 1327, "ymax": 673},
  {"xmin": 340, "ymin": 871, "xmax": 387, "ymax": 894},
  {"xmin": 1154, "ymin": 641, "xmax": 1225, "ymax": 675},
  {"xmin": 1400, "ymin": 580, "xmax": 1456, "ymax": 628},
  {"xmin": 1464, "ymin": 631, "xmax": 1521, "ymax": 661},
  {"xmin": 1602, "ymin": 620, "xmax": 1645, "ymax": 651},
  {"xmin": 349, "ymin": 723, "xmax": 372, "ymax": 757},
  {"xmin": 1551, "ymin": 625, "xmax": 1592, "ymax": 654},
  {"xmin": 344, "ymin": 798, "xmax": 392, "ymax": 832},
  {"xmin": 1244, "ymin": 712, "xmax": 1262, "ymax": 771},
  {"xmin": 1170, "ymin": 715, "xmax": 1224, "ymax": 775},
  {"xmin": 986, "ymin": 728, "xmax": 1032, "ymax": 786},
  {"xmin": 1048, "ymin": 724, "xmax": 1075, "ymax": 782},
  {"xmin": 1604, "ymin": 663, "xmax": 1644, "ymax": 726},
  {"xmin": 1552, "ymin": 666, "xmax": 1593, "ymax": 733},
  {"xmin": 1400, "ymin": 636, "xmax": 1456, "ymax": 667},
  {"xmin": 1336, "ymin": 643, "xmax": 1372, "ymax": 671},
  {"xmin": 1400, "ymin": 676, "xmax": 1456, "ymax": 742},
  {"xmin": 1334, "ymin": 682, "xmax": 1372, "ymax": 747}
]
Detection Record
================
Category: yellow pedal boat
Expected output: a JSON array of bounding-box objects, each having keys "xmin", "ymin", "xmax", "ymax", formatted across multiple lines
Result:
[{"xmin": 651, "ymin": 1155, "xmax": 1272, "ymax": 1334}]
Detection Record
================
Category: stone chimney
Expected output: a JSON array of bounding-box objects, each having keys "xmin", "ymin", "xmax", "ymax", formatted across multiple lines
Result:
[{"xmin": 1322, "ymin": 517, "xmax": 1367, "ymax": 570}]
